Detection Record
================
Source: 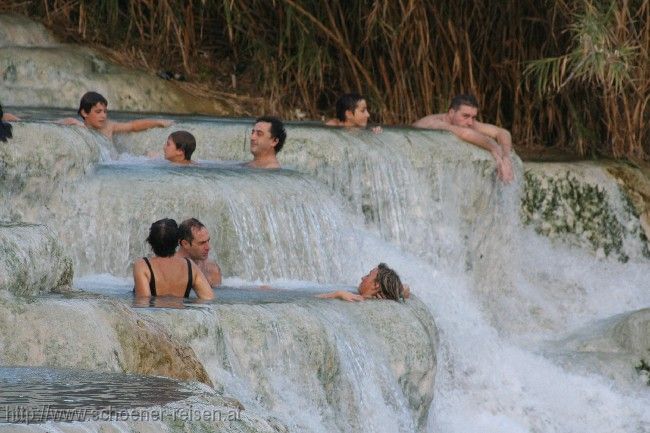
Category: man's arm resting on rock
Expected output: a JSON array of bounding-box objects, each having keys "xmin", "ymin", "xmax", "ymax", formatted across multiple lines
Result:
[{"xmin": 474, "ymin": 121, "xmax": 512, "ymax": 157}]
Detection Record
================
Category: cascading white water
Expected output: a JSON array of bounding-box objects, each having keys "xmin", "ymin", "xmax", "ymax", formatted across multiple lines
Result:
[
  {"xmin": 115, "ymin": 118, "xmax": 650, "ymax": 432},
  {"xmin": 2, "ymin": 113, "xmax": 649, "ymax": 432}
]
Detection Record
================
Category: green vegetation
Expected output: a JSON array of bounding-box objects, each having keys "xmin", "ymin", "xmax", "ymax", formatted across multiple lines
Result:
[
  {"xmin": 1, "ymin": 0, "xmax": 649, "ymax": 159},
  {"xmin": 522, "ymin": 169, "xmax": 628, "ymax": 261}
]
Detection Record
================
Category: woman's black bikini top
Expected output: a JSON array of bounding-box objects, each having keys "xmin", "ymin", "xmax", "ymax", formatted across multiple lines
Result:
[{"xmin": 142, "ymin": 257, "xmax": 193, "ymax": 298}]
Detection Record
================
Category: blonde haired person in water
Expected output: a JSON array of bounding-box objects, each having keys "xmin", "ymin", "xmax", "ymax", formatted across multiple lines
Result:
[{"xmin": 318, "ymin": 263, "xmax": 409, "ymax": 302}]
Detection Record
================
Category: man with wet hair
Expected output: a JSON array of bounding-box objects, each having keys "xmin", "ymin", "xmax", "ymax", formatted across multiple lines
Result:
[
  {"xmin": 176, "ymin": 218, "xmax": 222, "ymax": 287},
  {"xmin": 59, "ymin": 91, "xmax": 173, "ymax": 139},
  {"xmin": 413, "ymin": 94, "xmax": 514, "ymax": 183},
  {"xmin": 246, "ymin": 116, "xmax": 287, "ymax": 169},
  {"xmin": 317, "ymin": 263, "xmax": 409, "ymax": 302}
]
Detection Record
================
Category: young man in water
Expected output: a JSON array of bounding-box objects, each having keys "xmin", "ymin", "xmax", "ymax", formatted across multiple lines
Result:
[
  {"xmin": 176, "ymin": 218, "xmax": 222, "ymax": 287},
  {"xmin": 318, "ymin": 263, "xmax": 409, "ymax": 302},
  {"xmin": 325, "ymin": 93, "xmax": 382, "ymax": 133},
  {"xmin": 413, "ymin": 94, "xmax": 514, "ymax": 183},
  {"xmin": 246, "ymin": 116, "xmax": 286, "ymax": 169},
  {"xmin": 60, "ymin": 91, "xmax": 173, "ymax": 139}
]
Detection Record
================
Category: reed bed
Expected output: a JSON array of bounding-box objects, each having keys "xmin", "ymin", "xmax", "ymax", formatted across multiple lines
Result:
[{"xmin": 1, "ymin": 0, "xmax": 648, "ymax": 159}]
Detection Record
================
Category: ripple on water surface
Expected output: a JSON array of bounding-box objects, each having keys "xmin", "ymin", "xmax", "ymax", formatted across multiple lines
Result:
[{"xmin": 0, "ymin": 366, "xmax": 192, "ymax": 423}]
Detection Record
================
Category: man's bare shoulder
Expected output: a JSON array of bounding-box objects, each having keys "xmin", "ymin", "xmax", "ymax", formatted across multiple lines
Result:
[{"xmin": 413, "ymin": 114, "xmax": 448, "ymax": 129}]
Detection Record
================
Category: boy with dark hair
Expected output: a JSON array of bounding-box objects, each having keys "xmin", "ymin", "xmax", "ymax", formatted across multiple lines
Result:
[
  {"xmin": 60, "ymin": 91, "xmax": 173, "ymax": 139},
  {"xmin": 163, "ymin": 130, "xmax": 196, "ymax": 164}
]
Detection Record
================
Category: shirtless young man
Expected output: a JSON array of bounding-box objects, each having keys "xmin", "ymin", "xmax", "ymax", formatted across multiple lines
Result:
[
  {"xmin": 325, "ymin": 93, "xmax": 382, "ymax": 133},
  {"xmin": 246, "ymin": 116, "xmax": 286, "ymax": 169},
  {"xmin": 413, "ymin": 94, "xmax": 514, "ymax": 183},
  {"xmin": 317, "ymin": 263, "xmax": 409, "ymax": 302},
  {"xmin": 60, "ymin": 91, "xmax": 173, "ymax": 139},
  {"xmin": 176, "ymin": 218, "xmax": 222, "ymax": 287}
]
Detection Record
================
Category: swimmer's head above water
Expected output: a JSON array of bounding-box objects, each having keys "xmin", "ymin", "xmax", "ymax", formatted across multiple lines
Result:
[
  {"xmin": 77, "ymin": 91, "xmax": 108, "ymax": 129},
  {"xmin": 164, "ymin": 130, "xmax": 196, "ymax": 163},
  {"xmin": 358, "ymin": 263, "xmax": 406, "ymax": 301},
  {"xmin": 318, "ymin": 263, "xmax": 408, "ymax": 302},
  {"xmin": 334, "ymin": 93, "xmax": 370, "ymax": 128},
  {"xmin": 146, "ymin": 218, "xmax": 179, "ymax": 257}
]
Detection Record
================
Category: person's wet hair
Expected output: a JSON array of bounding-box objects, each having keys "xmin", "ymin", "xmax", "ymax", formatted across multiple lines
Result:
[
  {"xmin": 146, "ymin": 218, "xmax": 179, "ymax": 257},
  {"xmin": 178, "ymin": 217, "xmax": 205, "ymax": 245},
  {"xmin": 78, "ymin": 91, "xmax": 108, "ymax": 118},
  {"xmin": 449, "ymin": 94, "xmax": 479, "ymax": 111},
  {"xmin": 376, "ymin": 262, "xmax": 405, "ymax": 302},
  {"xmin": 256, "ymin": 116, "xmax": 287, "ymax": 153},
  {"xmin": 169, "ymin": 130, "xmax": 196, "ymax": 160},
  {"xmin": 335, "ymin": 93, "xmax": 364, "ymax": 121},
  {"xmin": 0, "ymin": 104, "xmax": 12, "ymax": 142}
]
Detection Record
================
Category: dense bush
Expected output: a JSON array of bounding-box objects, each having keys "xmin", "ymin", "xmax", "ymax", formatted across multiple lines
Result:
[{"xmin": 2, "ymin": 0, "xmax": 649, "ymax": 159}]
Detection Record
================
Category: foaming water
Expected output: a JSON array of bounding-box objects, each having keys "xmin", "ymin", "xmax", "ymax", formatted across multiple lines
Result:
[
  {"xmin": 4, "ymin": 115, "xmax": 650, "ymax": 432},
  {"xmin": 357, "ymin": 234, "xmax": 650, "ymax": 433},
  {"xmin": 51, "ymin": 162, "xmax": 362, "ymax": 282}
]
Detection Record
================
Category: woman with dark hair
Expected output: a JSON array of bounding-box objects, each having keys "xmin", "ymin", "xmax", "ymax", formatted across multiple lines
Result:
[
  {"xmin": 133, "ymin": 218, "xmax": 214, "ymax": 299},
  {"xmin": 325, "ymin": 93, "xmax": 382, "ymax": 133},
  {"xmin": 0, "ymin": 103, "xmax": 16, "ymax": 142}
]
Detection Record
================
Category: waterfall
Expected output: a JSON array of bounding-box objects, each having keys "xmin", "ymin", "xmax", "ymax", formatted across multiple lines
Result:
[{"xmin": 1, "ymin": 113, "xmax": 649, "ymax": 433}]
